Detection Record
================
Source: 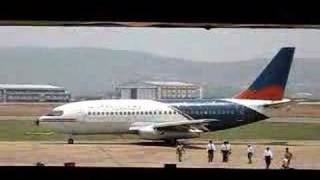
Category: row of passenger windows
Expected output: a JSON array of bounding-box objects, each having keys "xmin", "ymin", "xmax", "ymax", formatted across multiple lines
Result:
[
  {"xmin": 88, "ymin": 111, "xmax": 178, "ymax": 116},
  {"xmin": 183, "ymin": 109, "xmax": 236, "ymax": 115},
  {"xmin": 87, "ymin": 109, "xmax": 236, "ymax": 116}
]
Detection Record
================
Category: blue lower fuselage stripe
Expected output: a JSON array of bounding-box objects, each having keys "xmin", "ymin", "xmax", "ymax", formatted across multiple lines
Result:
[{"xmin": 163, "ymin": 99, "xmax": 268, "ymax": 131}]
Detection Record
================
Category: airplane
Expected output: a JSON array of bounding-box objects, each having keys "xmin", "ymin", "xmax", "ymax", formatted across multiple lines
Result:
[{"xmin": 38, "ymin": 47, "xmax": 295, "ymax": 144}]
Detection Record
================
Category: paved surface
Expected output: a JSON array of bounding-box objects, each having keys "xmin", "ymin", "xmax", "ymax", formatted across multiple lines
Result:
[{"xmin": 0, "ymin": 140, "xmax": 319, "ymax": 169}]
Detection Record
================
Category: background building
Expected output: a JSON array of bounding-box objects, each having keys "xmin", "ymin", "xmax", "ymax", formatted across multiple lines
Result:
[
  {"xmin": 115, "ymin": 81, "xmax": 202, "ymax": 100},
  {"xmin": 0, "ymin": 84, "xmax": 71, "ymax": 102}
]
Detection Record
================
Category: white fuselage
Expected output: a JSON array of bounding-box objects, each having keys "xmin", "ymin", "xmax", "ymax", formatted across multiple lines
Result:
[{"xmin": 39, "ymin": 99, "xmax": 189, "ymax": 135}]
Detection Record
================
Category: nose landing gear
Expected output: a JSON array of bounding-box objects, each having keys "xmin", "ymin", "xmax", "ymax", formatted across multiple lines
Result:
[{"xmin": 35, "ymin": 120, "xmax": 40, "ymax": 126}]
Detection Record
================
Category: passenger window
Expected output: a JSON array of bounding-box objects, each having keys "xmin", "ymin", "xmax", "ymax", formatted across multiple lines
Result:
[
  {"xmin": 204, "ymin": 111, "xmax": 208, "ymax": 115},
  {"xmin": 164, "ymin": 111, "xmax": 167, "ymax": 114},
  {"xmin": 173, "ymin": 111, "xmax": 177, "ymax": 114},
  {"xmin": 169, "ymin": 111, "xmax": 172, "ymax": 115},
  {"xmin": 106, "ymin": 112, "xmax": 109, "ymax": 115},
  {"xmin": 128, "ymin": 112, "xmax": 131, "ymax": 115},
  {"xmin": 154, "ymin": 111, "xmax": 157, "ymax": 115},
  {"xmin": 119, "ymin": 112, "xmax": 122, "ymax": 115},
  {"xmin": 97, "ymin": 112, "xmax": 100, "ymax": 115},
  {"xmin": 92, "ymin": 112, "xmax": 96, "ymax": 116},
  {"xmin": 101, "ymin": 112, "xmax": 105, "ymax": 115},
  {"xmin": 88, "ymin": 112, "xmax": 91, "ymax": 115},
  {"xmin": 124, "ymin": 112, "xmax": 127, "ymax": 115},
  {"xmin": 149, "ymin": 111, "xmax": 152, "ymax": 115},
  {"xmin": 115, "ymin": 112, "xmax": 118, "ymax": 115},
  {"xmin": 132, "ymin": 112, "xmax": 135, "ymax": 115},
  {"xmin": 145, "ymin": 111, "xmax": 148, "ymax": 115},
  {"xmin": 110, "ymin": 112, "xmax": 114, "ymax": 115},
  {"xmin": 159, "ymin": 111, "xmax": 162, "ymax": 115},
  {"xmin": 136, "ymin": 112, "xmax": 139, "ymax": 115}
]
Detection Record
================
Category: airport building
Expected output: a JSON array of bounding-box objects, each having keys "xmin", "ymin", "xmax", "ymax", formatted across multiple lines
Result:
[
  {"xmin": 115, "ymin": 81, "xmax": 202, "ymax": 100},
  {"xmin": 0, "ymin": 84, "xmax": 71, "ymax": 102}
]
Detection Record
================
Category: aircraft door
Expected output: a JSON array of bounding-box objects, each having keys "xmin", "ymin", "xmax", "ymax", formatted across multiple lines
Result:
[
  {"xmin": 236, "ymin": 105, "xmax": 245, "ymax": 120},
  {"xmin": 77, "ymin": 109, "xmax": 86, "ymax": 121}
]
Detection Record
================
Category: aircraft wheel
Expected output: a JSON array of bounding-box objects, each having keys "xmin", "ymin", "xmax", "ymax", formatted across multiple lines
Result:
[
  {"xmin": 68, "ymin": 138, "xmax": 74, "ymax": 144},
  {"xmin": 165, "ymin": 139, "xmax": 177, "ymax": 146}
]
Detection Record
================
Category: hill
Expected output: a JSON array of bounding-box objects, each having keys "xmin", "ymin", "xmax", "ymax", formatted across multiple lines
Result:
[{"xmin": 0, "ymin": 47, "xmax": 318, "ymax": 98}]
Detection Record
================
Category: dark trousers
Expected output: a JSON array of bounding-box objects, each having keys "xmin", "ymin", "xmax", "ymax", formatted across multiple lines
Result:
[
  {"xmin": 177, "ymin": 152, "xmax": 182, "ymax": 162},
  {"xmin": 265, "ymin": 156, "xmax": 271, "ymax": 169},
  {"xmin": 222, "ymin": 150, "xmax": 229, "ymax": 162},
  {"xmin": 208, "ymin": 150, "xmax": 214, "ymax": 162},
  {"xmin": 287, "ymin": 158, "xmax": 291, "ymax": 167},
  {"xmin": 248, "ymin": 152, "xmax": 253, "ymax": 164}
]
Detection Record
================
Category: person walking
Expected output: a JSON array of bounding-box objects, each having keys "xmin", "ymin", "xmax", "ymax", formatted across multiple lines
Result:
[
  {"xmin": 263, "ymin": 147, "xmax": 273, "ymax": 169},
  {"xmin": 247, "ymin": 144, "xmax": 254, "ymax": 164},
  {"xmin": 207, "ymin": 140, "xmax": 216, "ymax": 163},
  {"xmin": 176, "ymin": 142, "xmax": 185, "ymax": 162},
  {"xmin": 284, "ymin": 147, "xmax": 293, "ymax": 168},
  {"xmin": 221, "ymin": 141, "xmax": 229, "ymax": 162}
]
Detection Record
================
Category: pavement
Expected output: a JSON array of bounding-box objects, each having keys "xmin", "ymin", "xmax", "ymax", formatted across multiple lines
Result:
[{"xmin": 0, "ymin": 140, "xmax": 319, "ymax": 169}]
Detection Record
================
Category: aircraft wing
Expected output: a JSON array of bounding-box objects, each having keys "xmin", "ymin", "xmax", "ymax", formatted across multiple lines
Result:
[{"xmin": 129, "ymin": 119, "xmax": 218, "ymax": 133}]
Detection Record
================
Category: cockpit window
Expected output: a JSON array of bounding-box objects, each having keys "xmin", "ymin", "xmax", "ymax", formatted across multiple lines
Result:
[{"xmin": 46, "ymin": 110, "xmax": 64, "ymax": 116}]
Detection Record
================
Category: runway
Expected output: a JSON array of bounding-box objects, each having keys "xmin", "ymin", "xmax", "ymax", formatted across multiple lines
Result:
[{"xmin": 0, "ymin": 140, "xmax": 319, "ymax": 169}]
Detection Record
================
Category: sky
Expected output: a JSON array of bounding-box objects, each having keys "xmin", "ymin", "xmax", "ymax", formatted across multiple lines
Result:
[{"xmin": 0, "ymin": 26, "xmax": 320, "ymax": 62}]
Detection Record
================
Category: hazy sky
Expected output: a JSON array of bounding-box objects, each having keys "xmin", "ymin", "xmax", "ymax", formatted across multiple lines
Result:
[{"xmin": 1, "ymin": 26, "xmax": 320, "ymax": 62}]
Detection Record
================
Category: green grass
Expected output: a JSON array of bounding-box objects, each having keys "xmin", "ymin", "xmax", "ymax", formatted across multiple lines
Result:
[
  {"xmin": 0, "ymin": 120, "xmax": 138, "ymax": 141},
  {"xmin": 0, "ymin": 120, "xmax": 319, "ymax": 141},
  {"xmin": 204, "ymin": 121, "xmax": 320, "ymax": 140}
]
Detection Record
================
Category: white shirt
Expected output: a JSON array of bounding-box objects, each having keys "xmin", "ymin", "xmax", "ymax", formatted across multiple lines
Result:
[
  {"xmin": 207, "ymin": 143, "xmax": 216, "ymax": 151},
  {"xmin": 247, "ymin": 146, "xmax": 254, "ymax": 153},
  {"xmin": 226, "ymin": 144, "xmax": 231, "ymax": 150},
  {"xmin": 221, "ymin": 144, "xmax": 228, "ymax": 151},
  {"xmin": 264, "ymin": 150, "xmax": 273, "ymax": 158}
]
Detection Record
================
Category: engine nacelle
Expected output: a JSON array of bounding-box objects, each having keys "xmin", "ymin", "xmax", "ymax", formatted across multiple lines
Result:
[
  {"xmin": 137, "ymin": 126, "xmax": 160, "ymax": 140},
  {"xmin": 137, "ymin": 126, "xmax": 200, "ymax": 140}
]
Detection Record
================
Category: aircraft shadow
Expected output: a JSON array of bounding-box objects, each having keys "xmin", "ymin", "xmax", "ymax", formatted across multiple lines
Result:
[
  {"xmin": 42, "ymin": 141, "xmax": 206, "ymax": 149},
  {"xmin": 43, "ymin": 140, "xmax": 294, "ymax": 148}
]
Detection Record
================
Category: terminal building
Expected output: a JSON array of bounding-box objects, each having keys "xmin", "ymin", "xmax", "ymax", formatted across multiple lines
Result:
[
  {"xmin": 115, "ymin": 81, "xmax": 202, "ymax": 100},
  {"xmin": 0, "ymin": 84, "xmax": 71, "ymax": 102}
]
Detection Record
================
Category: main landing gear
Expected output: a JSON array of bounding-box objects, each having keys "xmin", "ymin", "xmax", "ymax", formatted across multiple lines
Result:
[
  {"xmin": 68, "ymin": 138, "xmax": 74, "ymax": 144},
  {"xmin": 164, "ymin": 139, "xmax": 178, "ymax": 146}
]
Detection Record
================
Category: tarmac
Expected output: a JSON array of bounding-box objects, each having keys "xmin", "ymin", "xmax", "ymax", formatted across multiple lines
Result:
[{"xmin": 0, "ymin": 140, "xmax": 319, "ymax": 169}]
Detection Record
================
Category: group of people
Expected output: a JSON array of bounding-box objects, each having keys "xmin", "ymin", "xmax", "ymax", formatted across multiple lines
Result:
[
  {"xmin": 176, "ymin": 140, "xmax": 294, "ymax": 169},
  {"xmin": 207, "ymin": 140, "xmax": 232, "ymax": 163},
  {"xmin": 262, "ymin": 146, "xmax": 293, "ymax": 169},
  {"xmin": 176, "ymin": 140, "xmax": 232, "ymax": 163}
]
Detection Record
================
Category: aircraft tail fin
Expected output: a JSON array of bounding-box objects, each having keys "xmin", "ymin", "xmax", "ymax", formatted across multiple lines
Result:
[{"xmin": 234, "ymin": 47, "xmax": 295, "ymax": 100}]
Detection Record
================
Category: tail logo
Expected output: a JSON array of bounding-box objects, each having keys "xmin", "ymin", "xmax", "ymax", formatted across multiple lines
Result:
[{"xmin": 234, "ymin": 47, "xmax": 295, "ymax": 100}]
